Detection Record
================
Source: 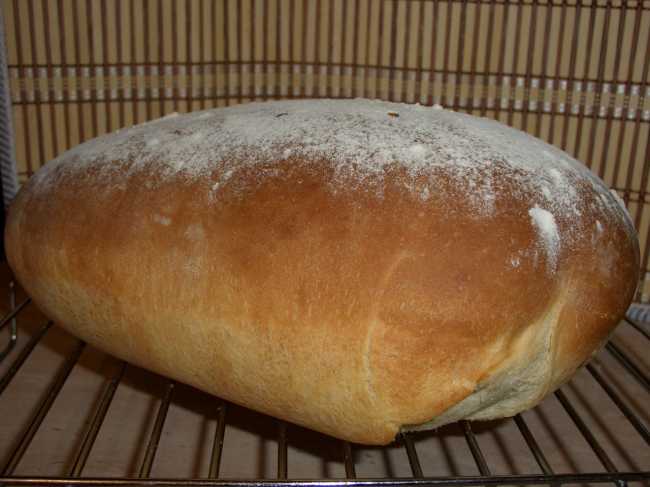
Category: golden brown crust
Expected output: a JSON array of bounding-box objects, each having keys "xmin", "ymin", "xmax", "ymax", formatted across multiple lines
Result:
[{"xmin": 5, "ymin": 100, "xmax": 639, "ymax": 444}]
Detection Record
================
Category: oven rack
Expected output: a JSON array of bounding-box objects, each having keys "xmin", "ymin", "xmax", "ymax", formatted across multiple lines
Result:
[{"xmin": 0, "ymin": 281, "xmax": 648, "ymax": 487}]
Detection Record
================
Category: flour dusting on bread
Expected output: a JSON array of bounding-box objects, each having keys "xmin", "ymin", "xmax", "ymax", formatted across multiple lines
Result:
[
  {"xmin": 34, "ymin": 101, "xmax": 621, "ymax": 217},
  {"xmin": 529, "ymin": 206, "xmax": 560, "ymax": 272},
  {"xmin": 29, "ymin": 100, "xmax": 635, "ymax": 279}
]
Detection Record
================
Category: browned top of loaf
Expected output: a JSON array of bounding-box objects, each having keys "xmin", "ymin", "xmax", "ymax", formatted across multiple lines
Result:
[{"xmin": 6, "ymin": 99, "xmax": 639, "ymax": 443}]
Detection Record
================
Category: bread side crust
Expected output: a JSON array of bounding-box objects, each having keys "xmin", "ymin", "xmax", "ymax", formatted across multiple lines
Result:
[{"xmin": 5, "ymin": 100, "xmax": 639, "ymax": 445}]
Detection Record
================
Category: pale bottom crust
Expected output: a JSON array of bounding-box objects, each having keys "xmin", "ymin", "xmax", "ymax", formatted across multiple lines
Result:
[{"xmin": 402, "ymin": 288, "xmax": 567, "ymax": 432}]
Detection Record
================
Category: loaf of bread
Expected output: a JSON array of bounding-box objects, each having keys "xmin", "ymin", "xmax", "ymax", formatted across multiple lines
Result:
[{"xmin": 5, "ymin": 99, "xmax": 638, "ymax": 444}]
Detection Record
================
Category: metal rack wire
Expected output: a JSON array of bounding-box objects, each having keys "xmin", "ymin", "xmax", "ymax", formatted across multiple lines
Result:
[{"xmin": 0, "ymin": 283, "xmax": 647, "ymax": 487}]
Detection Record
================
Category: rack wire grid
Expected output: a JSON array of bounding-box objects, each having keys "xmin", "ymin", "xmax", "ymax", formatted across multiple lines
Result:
[{"xmin": 0, "ymin": 0, "xmax": 649, "ymax": 486}]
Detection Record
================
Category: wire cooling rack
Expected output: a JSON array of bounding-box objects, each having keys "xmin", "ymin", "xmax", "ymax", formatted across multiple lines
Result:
[{"xmin": 0, "ymin": 274, "xmax": 647, "ymax": 487}]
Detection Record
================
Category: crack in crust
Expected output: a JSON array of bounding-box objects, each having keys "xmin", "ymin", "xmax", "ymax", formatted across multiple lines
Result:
[{"xmin": 364, "ymin": 251, "xmax": 415, "ymax": 414}]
